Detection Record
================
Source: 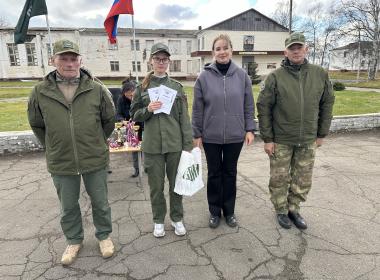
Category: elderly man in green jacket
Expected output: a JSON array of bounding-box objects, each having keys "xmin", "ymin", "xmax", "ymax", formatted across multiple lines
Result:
[
  {"xmin": 257, "ymin": 32, "xmax": 335, "ymax": 230},
  {"xmin": 28, "ymin": 39, "xmax": 116, "ymax": 265}
]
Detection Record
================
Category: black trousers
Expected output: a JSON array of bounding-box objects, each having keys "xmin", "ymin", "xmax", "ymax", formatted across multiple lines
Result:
[{"xmin": 203, "ymin": 142, "xmax": 243, "ymax": 217}]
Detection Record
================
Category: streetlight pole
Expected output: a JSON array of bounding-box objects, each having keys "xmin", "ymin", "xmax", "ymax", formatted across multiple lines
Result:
[{"xmin": 289, "ymin": 0, "xmax": 293, "ymax": 33}]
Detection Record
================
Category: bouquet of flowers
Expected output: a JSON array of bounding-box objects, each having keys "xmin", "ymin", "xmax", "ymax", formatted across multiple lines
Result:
[
  {"xmin": 125, "ymin": 120, "xmax": 140, "ymax": 147},
  {"xmin": 108, "ymin": 122, "xmax": 126, "ymax": 148}
]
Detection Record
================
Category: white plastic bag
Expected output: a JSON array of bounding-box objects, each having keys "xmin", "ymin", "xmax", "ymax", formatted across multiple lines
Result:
[{"xmin": 174, "ymin": 147, "xmax": 204, "ymax": 196}]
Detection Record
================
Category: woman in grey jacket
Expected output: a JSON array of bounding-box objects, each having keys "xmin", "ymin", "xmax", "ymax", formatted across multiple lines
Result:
[{"xmin": 192, "ymin": 34, "xmax": 256, "ymax": 228}]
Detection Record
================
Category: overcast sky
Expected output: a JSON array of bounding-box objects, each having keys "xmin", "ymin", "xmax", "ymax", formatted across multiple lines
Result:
[{"xmin": 0, "ymin": 0, "xmax": 329, "ymax": 30}]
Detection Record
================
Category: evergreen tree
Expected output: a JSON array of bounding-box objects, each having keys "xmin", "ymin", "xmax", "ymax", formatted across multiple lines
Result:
[{"xmin": 248, "ymin": 62, "xmax": 261, "ymax": 85}]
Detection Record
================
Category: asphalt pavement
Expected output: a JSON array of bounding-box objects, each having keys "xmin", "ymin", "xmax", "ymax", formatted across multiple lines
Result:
[{"xmin": 0, "ymin": 130, "xmax": 379, "ymax": 280}]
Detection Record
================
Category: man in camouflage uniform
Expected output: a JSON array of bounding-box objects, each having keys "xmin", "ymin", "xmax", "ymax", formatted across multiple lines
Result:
[{"xmin": 257, "ymin": 32, "xmax": 335, "ymax": 229}]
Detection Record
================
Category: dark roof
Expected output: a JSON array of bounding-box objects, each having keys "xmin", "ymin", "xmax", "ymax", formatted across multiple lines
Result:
[
  {"xmin": 333, "ymin": 41, "xmax": 374, "ymax": 51},
  {"xmin": 204, "ymin": 8, "xmax": 288, "ymax": 32}
]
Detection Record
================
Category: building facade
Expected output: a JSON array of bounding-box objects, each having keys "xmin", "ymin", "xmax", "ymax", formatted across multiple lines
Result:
[
  {"xmin": 330, "ymin": 41, "xmax": 379, "ymax": 71},
  {"xmin": 0, "ymin": 9, "xmax": 288, "ymax": 80}
]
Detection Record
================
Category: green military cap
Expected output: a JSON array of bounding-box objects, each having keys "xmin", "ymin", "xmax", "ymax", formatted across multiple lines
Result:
[
  {"xmin": 151, "ymin": 43, "xmax": 171, "ymax": 56},
  {"xmin": 53, "ymin": 39, "xmax": 80, "ymax": 55},
  {"xmin": 285, "ymin": 32, "xmax": 305, "ymax": 49}
]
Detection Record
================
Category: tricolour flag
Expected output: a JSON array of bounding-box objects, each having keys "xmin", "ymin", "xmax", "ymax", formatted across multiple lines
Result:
[
  {"xmin": 104, "ymin": 0, "xmax": 134, "ymax": 44},
  {"xmin": 14, "ymin": 0, "xmax": 48, "ymax": 44}
]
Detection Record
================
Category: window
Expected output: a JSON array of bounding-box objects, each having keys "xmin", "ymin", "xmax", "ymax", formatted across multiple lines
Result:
[
  {"xmin": 267, "ymin": 63, "xmax": 276, "ymax": 69},
  {"xmin": 169, "ymin": 60, "xmax": 181, "ymax": 72},
  {"xmin": 146, "ymin": 40, "xmax": 154, "ymax": 52},
  {"xmin": 168, "ymin": 40, "xmax": 181, "ymax": 55},
  {"xmin": 186, "ymin": 40, "xmax": 192, "ymax": 55},
  {"xmin": 197, "ymin": 38, "xmax": 200, "ymax": 51},
  {"xmin": 201, "ymin": 37, "xmax": 205, "ymax": 50},
  {"xmin": 132, "ymin": 61, "xmax": 141, "ymax": 72},
  {"xmin": 255, "ymin": 18, "xmax": 262, "ymax": 21},
  {"xmin": 25, "ymin": 43, "xmax": 38, "ymax": 66},
  {"xmin": 362, "ymin": 50, "xmax": 367, "ymax": 57},
  {"xmin": 7, "ymin": 44, "xmax": 20, "ymax": 66},
  {"xmin": 343, "ymin": 51, "xmax": 348, "ymax": 58},
  {"xmin": 108, "ymin": 41, "xmax": 118, "ymax": 50},
  {"xmin": 110, "ymin": 61, "xmax": 120, "ymax": 72},
  {"xmin": 243, "ymin": 35, "xmax": 254, "ymax": 51},
  {"xmin": 131, "ymin": 39, "xmax": 140, "ymax": 51}
]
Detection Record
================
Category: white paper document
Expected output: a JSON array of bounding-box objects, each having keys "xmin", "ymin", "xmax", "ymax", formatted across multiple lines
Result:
[{"xmin": 148, "ymin": 85, "xmax": 177, "ymax": 115}]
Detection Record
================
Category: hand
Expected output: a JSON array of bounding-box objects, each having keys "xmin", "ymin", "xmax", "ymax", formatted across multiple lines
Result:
[
  {"xmin": 147, "ymin": 101, "xmax": 162, "ymax": 112},
  {"xmin": 245, "ymin": 132, "xmax": 255, "ymax": 146},
  {"xmin": 316, "ymin": 138, "xmax": 324, "ymax": 147},
  {"xmin": 193, "ymin": 138, "xmax": 202, "ymax": 147},
  {"xmin": 264, "ymin": 142, "xmax": 275, "ymax": 156}
]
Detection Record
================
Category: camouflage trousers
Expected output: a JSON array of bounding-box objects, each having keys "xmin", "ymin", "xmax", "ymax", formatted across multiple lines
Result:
[{"xmin": 268, "ymin": 142, "xmax": 317, "ymax": 214}]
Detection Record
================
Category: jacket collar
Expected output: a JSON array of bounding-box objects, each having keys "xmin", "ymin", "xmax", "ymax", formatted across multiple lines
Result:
[
  {"xmin": 40, "ymin": 68, "xmax": 95, "ymax": 106},
  {"xmin": 205, "ymin": 60, "xmax": 239, "ymax": 76},
  {"xmin": 150, "ymin": 73, "xmax": 169, "ymax": 84},
  {"xmin": 281, "ymin": 58, "xmax": 309, "ymax": 72}
]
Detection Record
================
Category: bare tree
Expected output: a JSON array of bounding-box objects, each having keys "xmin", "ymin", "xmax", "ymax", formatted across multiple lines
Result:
[
  {"xmin": 0, "ymin": 16, "xmax": 9, "ymax": 28},
  {"xmin": 271, "ymin": 0, "xmax": 300, "ymax": 31},
  {"xmin": 337, "ymin": 0, "xmax": 380, "ymax": 80},
  {"xmin": 319, "ymin": 5, "xmax": 344, "ymax": 67},
  {"xmin": 302, "ymin": 1, "xmax": 325, "ymax": 64}
]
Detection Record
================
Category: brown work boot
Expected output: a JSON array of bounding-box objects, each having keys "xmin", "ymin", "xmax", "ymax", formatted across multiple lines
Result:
[
  {"xmin": 99, "ymin": 237, "xmax": 115, "ymax": 258},
  {"xmin": 61, "ymin": 243, "xmax": 82, "ymax": 265}
]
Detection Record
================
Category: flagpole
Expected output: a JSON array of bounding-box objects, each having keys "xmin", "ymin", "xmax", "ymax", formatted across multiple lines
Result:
[
  {"xmin": 131, "ymin": 15, "xmax": 139, "ymax": 83},
  {"xmin": 45, "ymin": 14, "xmax": 53, "ymax": 59}
]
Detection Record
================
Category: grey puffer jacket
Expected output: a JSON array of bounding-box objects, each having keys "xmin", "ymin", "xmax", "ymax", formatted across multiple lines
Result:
[{"xmin": 192, "ymin": 61, "xmax": 256, "ymax": 144}]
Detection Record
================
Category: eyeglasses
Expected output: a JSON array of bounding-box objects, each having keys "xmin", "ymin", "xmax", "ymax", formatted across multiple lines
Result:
[{"xmin": 152, "ymin": 57, "xmax": 170, "ymax": 64}]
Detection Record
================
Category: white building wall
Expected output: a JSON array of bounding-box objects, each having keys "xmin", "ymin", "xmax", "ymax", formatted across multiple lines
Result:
[
  {"xmin": 0, "ymin": 28, "xmax": 288, "ymax": 79},
  {"xmin": 196, "ymin": 30, "xmax": 287, "ymax": 75}
]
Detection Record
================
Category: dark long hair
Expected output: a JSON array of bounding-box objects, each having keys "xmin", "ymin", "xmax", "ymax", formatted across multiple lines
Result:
[{"xmin": 121, "ymin": 78, "xmax": 136, "ymax": 94}]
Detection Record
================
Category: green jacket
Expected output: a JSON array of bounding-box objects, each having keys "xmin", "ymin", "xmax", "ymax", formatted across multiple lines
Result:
[
  {"xmin": 27, "ymin": 68, "xmax": 116, "ymax": 175},
  {"xmin": 130, "ymin": 75, "xmax": 193, "ymax": 154},
  {"xmin": 257, "ymin": 59, "xmax": 335, "ymax": 145}
]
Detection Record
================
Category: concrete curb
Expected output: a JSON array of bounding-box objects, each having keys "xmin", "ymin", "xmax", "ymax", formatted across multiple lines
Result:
[{"xmin": 1, "ymin": 113, "xmax": 380, "ymax": 155}]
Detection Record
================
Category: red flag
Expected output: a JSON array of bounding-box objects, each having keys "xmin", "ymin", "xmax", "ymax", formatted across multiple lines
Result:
[{"xmin": 104, "ymin": 0, "xmax": 134, "ymax": 44}]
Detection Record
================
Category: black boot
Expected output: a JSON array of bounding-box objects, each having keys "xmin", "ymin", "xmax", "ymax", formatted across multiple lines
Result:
[
  {"xmin": 225, "ymin": 214, "xmax": 237, "ymax": 227},
  {"xmin": 209, "ymin": 215, "xmax": 220, "ymax": 228},
  {"xmin": 277, "ymin": 214, "xmax": 292, "ymax": 229},
  {"xmin": 288, "ymin": 211, "xmax": 307, "ymax": 230},
  {"xmin": 131, "ymin": 168, "xmax": 139, "ymax": 178}
]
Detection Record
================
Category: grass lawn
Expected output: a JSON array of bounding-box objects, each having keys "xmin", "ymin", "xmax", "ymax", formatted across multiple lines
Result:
[
  {"xmin": 1, "ymin": 86, "xmax": 379, "ymax": 132},
  {"xmin": 328, "ymin": 71, "xmax": 380, "ymax": 80},
  {"xmin": 345, "ymin": 80, "xmax": 380, "ymax": 89},
  {"xmin": 0, "ymin": 88, "xmax": 31, "ymax": 99},
  {"xmin": 0, "ymin": 101, "xmax": 28, "ymax": 131},
  {"xmin": 333, "ymin": 90, "xmax": 380, "ymax": 115}
]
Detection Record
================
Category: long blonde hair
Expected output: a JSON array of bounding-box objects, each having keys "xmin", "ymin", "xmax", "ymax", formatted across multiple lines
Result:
[
  {"xmin": 141, "ymin": 71, "xmax": 154, "ymax": 92},
  {"xmin": 212, "ymin": 34, "xmax": 233, "ymax": 50}
]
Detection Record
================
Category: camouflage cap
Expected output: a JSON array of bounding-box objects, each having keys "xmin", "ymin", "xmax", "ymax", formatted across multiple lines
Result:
[
  {"xmin": 53, "ymin": 39, "xmax": 80, "ymax": 55},
  {"xmin": 285, "ymin": 32, "xmax": 305, "ymax": 49},
  {"xmin": 151, "ymin": 43, "xmax": 170, "ymax": 56}
]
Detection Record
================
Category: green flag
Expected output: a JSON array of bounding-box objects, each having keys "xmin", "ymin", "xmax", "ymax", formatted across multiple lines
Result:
[{"xmin": 14, "ymin": 0, "xmax": 48, "ymax": 44}]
